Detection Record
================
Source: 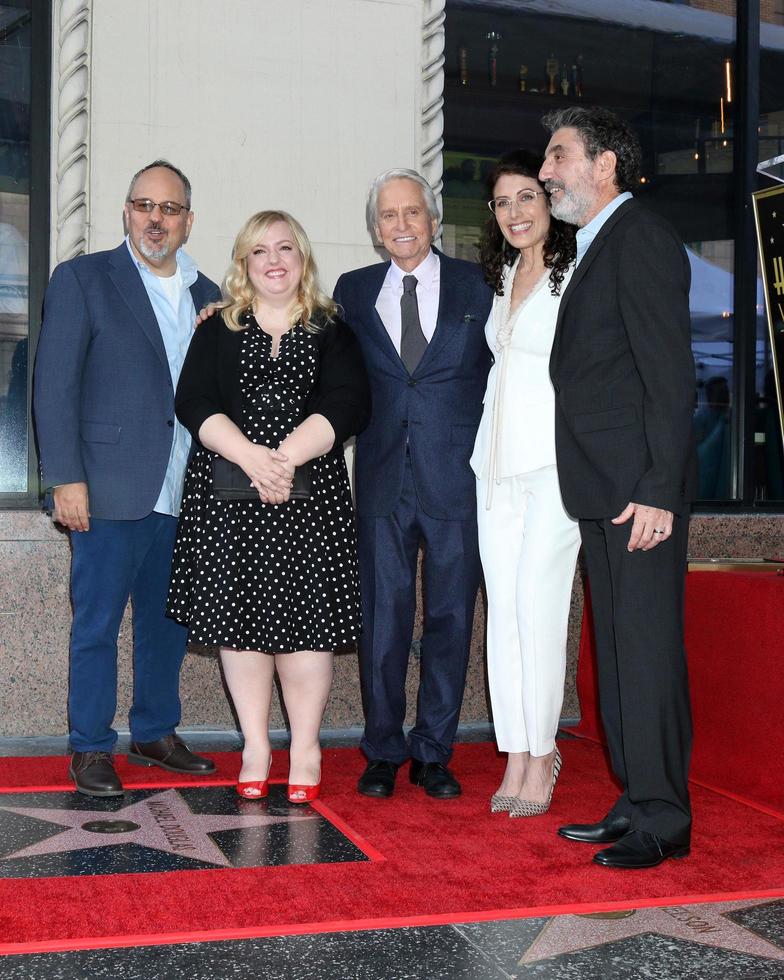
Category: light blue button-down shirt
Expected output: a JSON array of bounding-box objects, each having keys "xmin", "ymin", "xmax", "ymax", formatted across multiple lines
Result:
[
  {"xmin": 125, "ymin": 237, "xmax": 198, "ymax": 516},
  {"xmin": 575, "ymin": 192, "xmax": 633, "ymax": 266}
]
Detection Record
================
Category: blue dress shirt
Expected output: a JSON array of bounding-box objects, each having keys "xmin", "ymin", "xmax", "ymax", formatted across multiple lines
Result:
[
  {"xmin": 575, "ymin": 192, "xmax": 633, "ymax": 266},
  {"xmin": 125, "ymin": 237, "xmax": 198, "ymax": 516}
]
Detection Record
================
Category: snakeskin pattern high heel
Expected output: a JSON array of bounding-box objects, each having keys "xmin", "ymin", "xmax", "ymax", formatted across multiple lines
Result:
[
  {"xmin": 509, "ymin": 747, "xmax": 562, "ymax": 818},
  {"xmin": 490, "ymin": 793, "xmax": 517, "ymax": 813}
]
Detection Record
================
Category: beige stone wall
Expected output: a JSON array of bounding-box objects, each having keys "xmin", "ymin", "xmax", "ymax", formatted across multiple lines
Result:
[
  {"xmin": 59, "ymin": 0, "xmax": 431, "ymax": 291},
  {"xmin": 7, "ymin": 0, "xmax": 783, "ymax": 741},
  {"xmin": 1, "ymin": 511, "xmax": 782, "ymax": 738}
]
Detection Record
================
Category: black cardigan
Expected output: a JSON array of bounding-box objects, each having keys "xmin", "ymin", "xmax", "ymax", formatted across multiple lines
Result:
[{"xmin": 175, "ymin": 312, "xmax": 372, "ymax": 449}]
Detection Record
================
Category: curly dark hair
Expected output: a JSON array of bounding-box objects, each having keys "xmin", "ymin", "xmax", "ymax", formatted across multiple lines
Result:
[
  {"xmin": 541, "ymin": 106, "xmax": 641, "ymax": 193},
  {"xmin": 478, "ymin": 150, "xmax": 576, "ymax": 297}
]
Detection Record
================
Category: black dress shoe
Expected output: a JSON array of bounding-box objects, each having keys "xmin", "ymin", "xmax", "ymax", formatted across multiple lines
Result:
[
  {"xmin": 593, "ymin": 830, "xmax": 690, "ymax": 869},
  {"xmin": 558, "ymin": 812, "xmax": 631, "ymax": 844},
  {"xmin": 127, "ymin": 734, "xmax": 216, "ymax": 774},
  {"xmin": 69, "ymin": 751, "xmax": 124, "ymax": 797},
  {"xmin": 409, "ymin": 760, "xmax": 461, "ymax": 799},
  {"xmin": 357, "ymin": 760, "xmax": 399, "ymax": 798}
]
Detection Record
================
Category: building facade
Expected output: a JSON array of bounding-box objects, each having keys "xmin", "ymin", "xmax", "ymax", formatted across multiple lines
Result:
[{"xmin": 0, "ymin": 0, "xmax": 781, "ymax": 739}]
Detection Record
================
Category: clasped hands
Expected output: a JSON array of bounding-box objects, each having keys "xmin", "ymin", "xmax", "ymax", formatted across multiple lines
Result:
[
  {"xmin": 240, "ymin": 444, "xmax": 296, "ymax": 505},
  {"xmin": 612, "ymin": 502, "xmax": 673, "ymax": 552}
]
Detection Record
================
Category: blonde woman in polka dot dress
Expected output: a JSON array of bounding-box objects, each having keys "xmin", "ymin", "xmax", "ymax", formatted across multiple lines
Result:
[{"xmin": 167, "ymin": 211, "xmax": 371, "ymax": 804}]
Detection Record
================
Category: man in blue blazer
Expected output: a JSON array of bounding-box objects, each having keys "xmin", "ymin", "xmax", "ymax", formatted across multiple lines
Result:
[
  {"xmin": 334, "ymin": 169, "xmax": 493, "ymax": 799},
  {"xmin": 34, "ymin": 161, "xmax": 221, "ymax": 796}
]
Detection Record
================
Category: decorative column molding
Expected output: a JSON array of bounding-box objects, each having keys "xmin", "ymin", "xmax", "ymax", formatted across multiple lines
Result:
[
  {"xmin": 420, "ymin": 0, "xmax": 446, "ymax": 237},
  {"xmin": 53, "ymin": 0, "xmax": 91, "ymax": 263}
]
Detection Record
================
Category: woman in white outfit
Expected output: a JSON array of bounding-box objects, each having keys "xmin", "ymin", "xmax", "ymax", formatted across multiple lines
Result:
[{"xmin": 470, "ymin": 151, "xmax": 580, "ymax": 817}]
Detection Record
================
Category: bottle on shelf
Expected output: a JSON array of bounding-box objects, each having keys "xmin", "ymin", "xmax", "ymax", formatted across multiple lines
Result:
[
  {"xmin": 458, "ymin": 41, "xmax": 468, "ymax": 86},
  {"xmin": 546, "ymin": 53, "xmax": 559, "ymax": 95},
  {"xmin": 487, "ymin": 31, "xmax": 501, "ymax": 87},
  {"xmin": 575, "ymin": 54, "xmax": 584, "ymax": 97}
]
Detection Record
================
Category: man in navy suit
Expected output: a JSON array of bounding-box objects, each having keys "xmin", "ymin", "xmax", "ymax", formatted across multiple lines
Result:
[
  {"xmin": 34, "ymin": 161, "xmax": 221, "ymax": 796},
  {"xmin": 334, "ymin": 169, "xmax": 493, "ymax": 799}
]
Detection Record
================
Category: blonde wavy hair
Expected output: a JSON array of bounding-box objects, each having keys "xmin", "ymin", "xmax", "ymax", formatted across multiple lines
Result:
[{"xmin": 221, "ymin": 210, "xmax": 337, "ymax": 332}]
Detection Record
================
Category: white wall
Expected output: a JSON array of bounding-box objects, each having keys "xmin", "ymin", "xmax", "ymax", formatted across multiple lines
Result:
[{"xmin": 82, "ymin": 0, "xmax": 426, "ymax": 290}]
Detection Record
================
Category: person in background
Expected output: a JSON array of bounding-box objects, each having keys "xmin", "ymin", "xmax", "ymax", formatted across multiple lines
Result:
[
  {"xmin": 471, "ymin": 150, "xmax": 579, "ymax": 818},
  {"xmin": 693, "ymin": 376, "xmax": 731, "ymax": 499}
]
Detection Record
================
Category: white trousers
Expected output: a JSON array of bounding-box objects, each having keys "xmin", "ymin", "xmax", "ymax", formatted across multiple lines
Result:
[{"xmin": 477, "ymin": 464, "xmax": 580, "ymax": 757}]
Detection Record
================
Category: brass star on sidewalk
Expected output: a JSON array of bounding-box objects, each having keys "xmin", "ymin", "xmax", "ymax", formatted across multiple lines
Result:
[{"xmin": 0, "ymin": 789, "xmax": 318, "ymax": 868}]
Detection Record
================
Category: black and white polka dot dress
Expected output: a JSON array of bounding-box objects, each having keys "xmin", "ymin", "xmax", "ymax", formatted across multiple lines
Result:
[{"xmin": 167, "ymin": 320, "xmax": 361, "ymax": 653}]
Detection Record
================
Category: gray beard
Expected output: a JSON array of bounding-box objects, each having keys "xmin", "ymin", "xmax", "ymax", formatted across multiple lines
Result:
[
  {"xmin": 138, "ymin": 238, "xmax": 171, "ymax": 261},
  {"xmin": 549, "ymin": 190, "xmax": 589, "ymax": 227}
]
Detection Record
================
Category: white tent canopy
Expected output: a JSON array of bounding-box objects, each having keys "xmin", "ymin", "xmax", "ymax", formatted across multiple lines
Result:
[{"xmin": 687, "ymin": 247, "xmax": 766, "ymax": 343}]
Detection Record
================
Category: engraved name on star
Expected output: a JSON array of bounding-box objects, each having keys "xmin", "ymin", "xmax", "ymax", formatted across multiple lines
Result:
[
  {"xmin": 519, "ymin": 901, "xmax": 784, "ymax": 966},
  {"xmin": 0, "ymin": 789, "xmax": 318, "ymax": 868}
]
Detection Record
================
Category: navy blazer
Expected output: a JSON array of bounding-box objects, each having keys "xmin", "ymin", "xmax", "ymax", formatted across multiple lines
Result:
[
  {"xmin": 33, "ymin": 242, "xmax": 220, "ymax": 520},
  {"xmin": 334, "ymin": 250, "xmax": 493, "ymax": 520}
]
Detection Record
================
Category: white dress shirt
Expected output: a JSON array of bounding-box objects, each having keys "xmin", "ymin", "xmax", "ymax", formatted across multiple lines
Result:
[{"xmin": 374, "ymin": 248, "xmax": 440, "ymax": 352}]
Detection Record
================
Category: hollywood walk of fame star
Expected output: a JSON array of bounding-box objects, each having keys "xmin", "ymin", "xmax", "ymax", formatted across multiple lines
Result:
[
  {"xmin": 519, "ymin": 900, "xmax": 784, "ymax": 966},
  {"xmin": 0, "ymin": 789, "xmax": 319, "ymax": 868}
]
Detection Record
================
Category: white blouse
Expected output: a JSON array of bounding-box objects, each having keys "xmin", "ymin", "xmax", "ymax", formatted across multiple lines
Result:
[{"xmin": 470, "ymin": 257, "xmax": 573, "ymax": 500}]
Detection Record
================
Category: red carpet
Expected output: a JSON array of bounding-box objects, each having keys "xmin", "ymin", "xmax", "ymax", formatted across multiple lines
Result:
[
  {"xmin": 574, "ymin": 569, "xmax": 784, "ymax": 816},
  {"xmin": 1, "ymin": 740, "xmax": 783, "ymax": 953}
]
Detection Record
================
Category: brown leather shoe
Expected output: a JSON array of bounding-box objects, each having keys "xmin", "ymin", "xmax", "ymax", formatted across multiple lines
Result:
[
  {"xmin": 69, "ymin": 751, "xmax": 124, "ymax": 797},
  {"xmin": 127, "ymin": 734, "xmax": 216, "ymax": 774}
]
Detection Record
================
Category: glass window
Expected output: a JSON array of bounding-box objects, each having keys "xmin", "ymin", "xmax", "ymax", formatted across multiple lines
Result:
[
  {"xmin": 0, "ymin": 3, "xmax": 32, "ymax": 494},
  {"xmin": 756, "ymin": 1, "xmax": 784, "ymax": 501},
  {"xmin": 443, "ymin": 0, "xmax": 740, "ymax": 502}
]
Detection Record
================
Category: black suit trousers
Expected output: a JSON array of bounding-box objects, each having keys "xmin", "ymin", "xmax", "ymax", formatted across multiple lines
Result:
[{"xmin": 579, "ymin": 514, "xmax": 693, "ymax": 845}]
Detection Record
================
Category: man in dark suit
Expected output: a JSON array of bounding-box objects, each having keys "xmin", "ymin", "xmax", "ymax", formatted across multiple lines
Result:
[
  {"xmin": 334, "ymin": 169, "xmax": 492, "ymax": 799},
  {"xmin": 539, "ymin": 108, "xmax": 697, "ymax": 868},
  {"xmin": 34, "ymin": 160, "xmax": 221, "ymax": 796}
]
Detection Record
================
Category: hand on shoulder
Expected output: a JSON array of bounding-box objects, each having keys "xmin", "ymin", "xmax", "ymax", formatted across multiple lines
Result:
[{"xmin": 194, "ymin": 302, "xmax": 227, "ymax": 328}]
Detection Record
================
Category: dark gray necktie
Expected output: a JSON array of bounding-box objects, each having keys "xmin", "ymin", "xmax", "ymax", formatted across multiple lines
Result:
[{"xmin": 400, "ymin": 274, "xmax": 428, "ymax": 374}]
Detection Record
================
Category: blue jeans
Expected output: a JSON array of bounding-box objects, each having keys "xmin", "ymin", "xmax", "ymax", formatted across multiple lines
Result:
[{"xmin": 68, "ymin": 512, "xmax": 187, "ymax": 752}]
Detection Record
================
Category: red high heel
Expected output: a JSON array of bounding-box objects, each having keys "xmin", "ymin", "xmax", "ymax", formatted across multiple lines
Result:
[
  {"xmin": 236, "ymin": 760, "xmax": 272, "ymax": 799},
  {"xmin": 287, "ymin": 781, "xmax": 321, "ymax": 804},
  {"xmin": 236, "ymin": 779, "xmax": 269, "ymax": 799}
]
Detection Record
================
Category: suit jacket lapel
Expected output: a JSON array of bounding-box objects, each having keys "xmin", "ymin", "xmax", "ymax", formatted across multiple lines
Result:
[
  {"xmin": 189, "ymin": 276, "xmax": 213, "ymax": 312},
  {"xmin": 552, "ymin": 198, "xmax": 638, "ymax": 364},
  {"xmin": 108, "ymin": 243, "xmax": 168, "ymax": 370},
  {"xmin": 359, "ymin": 261, "xmax": 408, "ymax": 371},
  {"xmin": 414, "ymin": 252, "xmax": 469, "ymax": 374}
]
